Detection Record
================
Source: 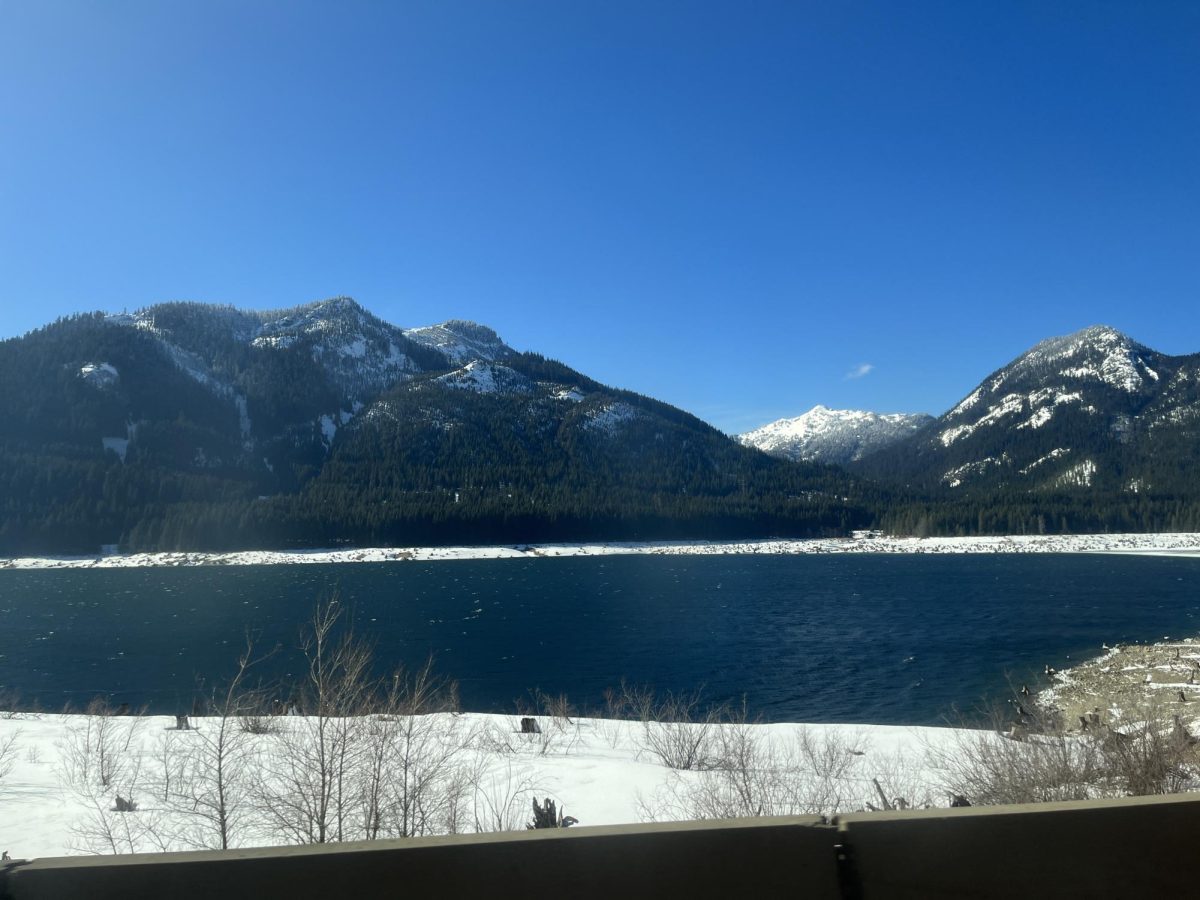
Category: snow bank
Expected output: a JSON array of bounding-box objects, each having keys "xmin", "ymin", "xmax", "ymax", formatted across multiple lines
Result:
[{"xmin": 3, "ymin": 532, "xmax": 1199, "ymax": 570}]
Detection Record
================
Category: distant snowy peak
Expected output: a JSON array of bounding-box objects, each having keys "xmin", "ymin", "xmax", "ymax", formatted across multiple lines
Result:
[
  {"xmin": 402, "ymin": 320, "xmax": 513, "ymax": 365},
  {"xmin": 738, "ymin": 406, "xmax": 933, "ymax": 464}
]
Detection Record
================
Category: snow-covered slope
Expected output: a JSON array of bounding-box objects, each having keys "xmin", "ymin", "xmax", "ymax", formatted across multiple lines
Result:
[
  {"xmin": 738, "ymin": 406, "xmax": 933, "ymax": 464},
  {"xmin": 402, "ymin": 319, "xmax": 513, "ymax": 365},
  {"xmin": 248, "ymin": 298, "xmax": 432, "ymax": 397}
]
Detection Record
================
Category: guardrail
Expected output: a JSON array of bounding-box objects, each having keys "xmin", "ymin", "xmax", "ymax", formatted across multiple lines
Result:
[{"xmin": 3, "ymin": 792, "xmax": 1200, "ymax": 899}]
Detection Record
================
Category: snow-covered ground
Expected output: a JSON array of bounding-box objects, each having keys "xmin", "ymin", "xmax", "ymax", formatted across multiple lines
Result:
[
  {"xmin": 5, "ymin": 638, "xmax": 1200, "ymax": 860},
  {"xmin": 3, "ymin": 531, "xmax": 1200, "ymax": 570},
  {"xmin": 0, "ymin": 712, "xmax": 961, "ymax": 861}
]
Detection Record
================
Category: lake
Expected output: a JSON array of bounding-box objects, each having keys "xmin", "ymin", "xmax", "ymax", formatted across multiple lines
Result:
[{"xmin": 1, "ymin": 553, "xmax": 1198, "ymax": 724}]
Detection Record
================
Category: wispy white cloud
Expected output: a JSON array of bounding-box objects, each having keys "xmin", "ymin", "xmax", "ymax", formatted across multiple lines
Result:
[{"xmin": 845, "ymin": 363, "xmax": 874, "ymax": 380}]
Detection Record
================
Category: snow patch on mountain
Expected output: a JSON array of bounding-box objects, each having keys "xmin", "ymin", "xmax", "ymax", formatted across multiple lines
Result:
[
  {"xmin": 939, "ymin": 394, "xmax": 1023, "ymax": 446},
  {"xmin": 1017, "ymin": 406, "xmax": 1054, "ymax": 430},
  {"xmin": 1057, "ymin": 459, "xmax": 1097, "ymax": 488},
  {"xmin": 318, "ymin": 414, "xmax": 338, "ymax": 448},
  {"xmin": 1019, "ymin": 448, "xmax": 1071, "ymax": 475},
  {"xmin": 79, "ymin": 362, "xmax": 119, "ymax": 390},
  {"xmin": 947, "ymin": 388, "xmax": 982, "ymax": 419},
  {"xmin": 101, "ymin": 422, "xmax": 137, "ymax": 464},
  {"xmin": 250, "ymin": 334, "xmax": 297, "ymax": 350},
  {"xmin": 942, "ymin": 455, "xmax": 1007, "ymax": 488},
  {"xmin": 101, "ymin": 437, "xmax": 129, "ymax": 462},
  {"xmin": 436, "ymin": 361, "xmax": 531, "ymax": 395},
  {"xmin": 235, "ymin": 395, "xmax": 252, "ymax": 447},
  {"xmin": 739, "ymin": 406, "xmax": 933, "ymax": 464},
  {"xmin": 584, "ymin": 401, "xmax": 641, "ymax": 433}
]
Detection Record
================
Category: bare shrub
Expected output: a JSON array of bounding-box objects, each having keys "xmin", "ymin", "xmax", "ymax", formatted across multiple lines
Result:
[
  {"xmin": 639, "ymin": 724, "xmax": 868, "ymax": 821},
  {"xmin": 467, "ymin": 759, "xmax": 541, "ymax": 833},
  {"xmin": 356, "ymin": 658, "xmax": 471, "ymax": 840},
  {"xmin": 0, "ymin": 729, "xmax": 19, "ymax": 786},
  {"xmin": 934, "ymin": 695, "xmax": 1200, "ymax": 806},
  {"xmin": 238, "ymin": 714, "xmax": 278, "ymax": 736},
  {"xmin": 638, "ymin": 688, "xmax": 724, "ymax": 771},
  {"xmin": 861, "ymin": 748, "xmax": 938, "ymax": 812},
  {"xmin": 604, "ymin": 679, "xmax": 657, "ymax": 722},
  {"xmin": 67, "ymin": 746, "xmax": 165, "ymax": 855},
  {"xmin": 0, "ymin": 688, "xmax": 34, "ymax": 719},
  {"xmin": 59, "ymin": 699, "xmax": 143, "ymax": 791},
  {"xmin": 1095, "ymin": 705, "xmax": 1200, "ymax": 796}
]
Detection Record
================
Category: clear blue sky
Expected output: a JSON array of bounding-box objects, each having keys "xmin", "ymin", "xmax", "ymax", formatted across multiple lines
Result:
[{"xmin": 2, "ymin": 1, "xmax": 1197, "ymax": 433}]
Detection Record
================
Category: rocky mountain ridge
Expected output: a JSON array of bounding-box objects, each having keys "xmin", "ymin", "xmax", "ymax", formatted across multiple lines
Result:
[{"xmin": 854, "ymin": 325, "xmax": 1200, "ymax": 495}]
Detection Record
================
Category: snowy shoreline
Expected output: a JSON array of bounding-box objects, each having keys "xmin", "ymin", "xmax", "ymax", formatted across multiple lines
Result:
[{"xmin": 3, "ymin": 531, "xmax": 1200, "ymax": 570}]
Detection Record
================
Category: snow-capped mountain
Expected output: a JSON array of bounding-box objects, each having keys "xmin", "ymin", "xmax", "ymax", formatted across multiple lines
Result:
[
  {"xmin": 858, "ymin": 325, "xmax": 1200, "ymax": 493},
  {"xmin": 0, "ymin": 298, "xmax": 862, "ymax": 554},
  {"xmin": 738, "ymin": 406, "xmax": 933, "ymax": 464}
]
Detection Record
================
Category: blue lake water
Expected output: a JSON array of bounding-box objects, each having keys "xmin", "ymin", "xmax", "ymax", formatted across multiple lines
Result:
[{"xmin": 1, "ymin": 554, "xmax": 1198, "ymax": 724}]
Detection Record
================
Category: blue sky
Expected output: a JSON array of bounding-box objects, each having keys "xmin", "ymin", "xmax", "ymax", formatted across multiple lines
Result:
[{"xmin": 2, "ymin": 1, "xmax": 1197, "ymax": 433}]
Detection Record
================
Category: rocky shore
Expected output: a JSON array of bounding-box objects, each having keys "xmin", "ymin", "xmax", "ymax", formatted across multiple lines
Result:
[{"xmin": 1042, "ymin": 638, "xmax": 1200, "ymax": 730}]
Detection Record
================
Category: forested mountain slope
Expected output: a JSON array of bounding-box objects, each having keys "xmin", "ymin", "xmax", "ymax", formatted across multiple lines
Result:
[{"xmin": 0, "ymin": 299, "xmax": 868, "ymax": 553}]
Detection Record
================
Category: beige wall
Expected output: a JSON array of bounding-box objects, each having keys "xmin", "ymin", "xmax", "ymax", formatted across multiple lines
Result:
[{"xmin": 4, "ymin": 794, "xmax": 1200, "ymax": 899}]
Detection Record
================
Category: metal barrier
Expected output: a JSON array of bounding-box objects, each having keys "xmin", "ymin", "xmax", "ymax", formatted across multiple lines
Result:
[{"xmin": 3, "ymin": 793, "xmax": 1200, "ymax": 899}]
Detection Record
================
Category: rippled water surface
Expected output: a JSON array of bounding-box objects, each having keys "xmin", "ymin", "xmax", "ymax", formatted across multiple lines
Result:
[{"xmin": 1, "ymin": 554, "xmax": 1198, "ymax": 723}]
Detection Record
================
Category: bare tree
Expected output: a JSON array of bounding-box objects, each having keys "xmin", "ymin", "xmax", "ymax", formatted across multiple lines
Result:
[
  {"xmin": 156, "ymin": 636, "xmax": 272, "ymax": 850},
  {"xmin": 467, "ymin": 759, "xmax": 541, "ymax": 833},
  {"xmin": 639, "ymin": 724, "xmax": 867, "ymax": 821},
  {"xmin": 0, "ymin": 729, "xmax": 18, "ymax": 788},
  {"xmin": 255, "ymin": 598, "xmax": 374, "ymax": 844}
]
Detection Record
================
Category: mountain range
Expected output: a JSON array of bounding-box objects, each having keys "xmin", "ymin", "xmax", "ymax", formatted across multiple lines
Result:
[
  {"xmin": 0, "ymin": 299, "xmax": 863, "ymax": 554},
  {"xmin": 741, "ymin": 325, "xmax": 1200, "ymax": 494},
  {"xmin": 1, "ymin": 301, "xmax": 1198, "ymax": 554}
]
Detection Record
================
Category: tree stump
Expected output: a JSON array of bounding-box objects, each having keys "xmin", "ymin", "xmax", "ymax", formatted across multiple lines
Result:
[{"xmin": 528, "ymin": 798, "xmax": 577, "ymax": 829}]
